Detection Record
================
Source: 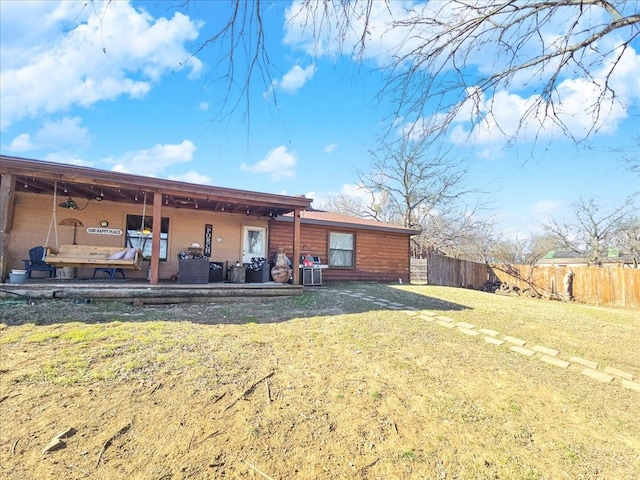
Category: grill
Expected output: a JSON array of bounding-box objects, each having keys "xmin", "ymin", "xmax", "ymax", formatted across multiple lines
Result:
[{"xmin": 299, "ymin": 255, "xmax": 326, "ymax": 286}]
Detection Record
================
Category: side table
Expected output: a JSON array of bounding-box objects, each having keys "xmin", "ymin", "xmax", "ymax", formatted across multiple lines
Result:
[{"xmin": 228, "ymin": 265, "xmax": 246, "ymax": 283}]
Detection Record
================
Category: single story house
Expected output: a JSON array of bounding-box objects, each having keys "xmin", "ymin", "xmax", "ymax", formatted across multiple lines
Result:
[
  {"xmin": 536, "ymin": 249, "xmax": 638, "ymax": 268},
  {"xmin": 272, "ymin": 210, "xmax": 419, "ymax": 282},
  {"xmin": 1, "ymin": 156, "xmax": 419, "ymax": 286}
]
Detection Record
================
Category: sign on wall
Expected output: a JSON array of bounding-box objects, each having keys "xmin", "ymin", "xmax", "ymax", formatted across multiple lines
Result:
[
  {"xmin": 204, "ymin": 224, "xmax": 213, "ymax": 257},
  {"xmin": 87, "ymin": 227, "xmax": 123, "ymax": 236}
]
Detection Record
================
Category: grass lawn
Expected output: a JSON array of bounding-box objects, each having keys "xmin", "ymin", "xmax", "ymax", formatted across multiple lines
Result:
[{"xmin": 1, "ymin": 283, "xmax": 638, "ymax": 479}]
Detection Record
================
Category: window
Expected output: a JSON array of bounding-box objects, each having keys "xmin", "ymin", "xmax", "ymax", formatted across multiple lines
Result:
[
  {"xmin": 329, "ymin": 232, "xmax": 354, "ymax": 267},
  {"xmin": 125, "ymin": 215, "xmax": 170, "ymax": 261}
]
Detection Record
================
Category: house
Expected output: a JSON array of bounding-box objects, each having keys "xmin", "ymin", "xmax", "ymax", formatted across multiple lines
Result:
[
  {"xmin": 1, "ymin": 156, "xmax": 419, "ymax": 286},
  {"xmin": 536, "ymin": 249, "xmax": 638, "ymax": 268},
  {"xmin": 536, "ymin": 250, "xmax": 589, "ymax": 267},
  {"xmin": 272, "ymin": 209, "xmax": 420, "ymax": 282}
]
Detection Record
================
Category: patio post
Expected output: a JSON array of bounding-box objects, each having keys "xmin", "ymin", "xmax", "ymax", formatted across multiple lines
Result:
[
  {"xmin": 149, "ymin": 191, "xmax": 162, "ymax": 285},
  {"xmin": 0, "ymin": 173, "xmax": 16, "ymax": 283},
  {"xmin": 292, "ymin": 208, "xmax": 301, "ymax": 285}
]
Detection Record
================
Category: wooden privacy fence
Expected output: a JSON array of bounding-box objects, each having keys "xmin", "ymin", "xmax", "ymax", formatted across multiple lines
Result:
[
  {"xmin": 411, "ymin": 254, "xmax": 640, "ymax": 308},
  {"xmin": 491, "ymin": 264, "xmax": 640, "ymax": 309},
  {"xmin": 410, "ymin": 254, "xmax": 491, "ymax": 289}
]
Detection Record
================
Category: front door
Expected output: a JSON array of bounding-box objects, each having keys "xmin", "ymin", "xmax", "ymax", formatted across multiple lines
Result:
[{"xmin": 242, "ymin": 226, "xmax": 266, "ymax": 264}]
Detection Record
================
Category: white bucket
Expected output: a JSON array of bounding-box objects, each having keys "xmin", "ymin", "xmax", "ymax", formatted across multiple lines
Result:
[{"xmin": 9, "ymin": 271, "xmax": 28, "ymax": 284}]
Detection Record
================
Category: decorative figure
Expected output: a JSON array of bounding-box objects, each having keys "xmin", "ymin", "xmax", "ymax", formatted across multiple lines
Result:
[{"xmin": 271, "ymin": 247, "xmax": 292, "ymax": 283}]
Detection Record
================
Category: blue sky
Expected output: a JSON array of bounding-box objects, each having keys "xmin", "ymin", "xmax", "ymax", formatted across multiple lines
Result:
[{"xmin": 1, "ymin": 0, "xmax": 638, "ymax": 239}]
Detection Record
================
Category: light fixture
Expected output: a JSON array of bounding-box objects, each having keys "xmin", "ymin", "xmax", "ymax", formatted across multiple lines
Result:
[
  {"xmin": 24, "ymin": 182, "xmax": 28, "ymax": 188},
  {"xmin": 59, "ymin": 197, "xmax": 79, "ymax": 209},
  {"xmin": 134, "ymin": 193, "xmax": 138, "ymax": 202},
  {"xmin": 59, "ymin": 218, "xmax": 84, "ymax": 245}
]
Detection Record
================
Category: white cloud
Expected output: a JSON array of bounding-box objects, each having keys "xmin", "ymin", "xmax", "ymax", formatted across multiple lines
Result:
[
  {"xmin": 266, "ymin": 64, "xmax": 316, "ymax": 97},
  {"xmin": 284, "ymin": 2, "xmax": 639, "ymax": 148},
  {"xmin": 324, "ymin": 143, "xmax": 338, "ymax": 154},
  {"xmin": 40, "ymin": 117, "xmax": 91, "ymax": 149},
  {"xmin": 42, "ymin": 153, "xmax": 92, "ymax": 167},
  {"xmin": 168, "ymin": 171, "xmax": 212, "ymax": 185},
  {"xmin": 8, "ymin": 133, "xmax": 33, "ymax": 152},
  {"xmin": 529, "ymin": 199, "xmax": 563, "ymax": 220},
  {"xmin": 449, "ymin": 45, "xmax": 639, "ymax": 147},
  {"xmin": 5, "ymin": 116, "xmax": 90, "ymax": 152},
  {"xmin": 338, "ymin": 183, "xmax": 369, "ymax": 200},
  {"xmin": 198, "ymin": 102, "xmax": 209, "ymax": 111},
  {"xmin": 280, "ymin": 64, "xmax": 316, "ymax": 93},
  {"xmin": 108, "ymin": 140, "xmax": 197, "ymax": 176},
  {"xmin": 0, "ymin": 0, "xmax": 203, "ymax": 129},
  {"xmin": 240, "ymin": 146, "xmax": 297, "ymax": 181},
  {"xmin": 284, "ymin": 1, "xmax": 422, "ymax": 65}
]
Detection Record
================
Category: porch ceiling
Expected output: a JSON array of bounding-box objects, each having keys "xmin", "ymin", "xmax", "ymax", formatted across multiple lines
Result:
[{"xmin": 2, "ymin": 156, "xmax": 312, "ymax": 218}]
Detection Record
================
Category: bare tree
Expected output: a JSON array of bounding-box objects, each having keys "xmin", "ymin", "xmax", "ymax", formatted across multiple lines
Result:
[
  {"xmin": 483, "ymin": 233, "xmax": 562, "ymax": 265},
  {"xmin": 320, "ymin": 192, "xmax": 370, "ymax": 219},
  {"xmin": 381, "ymin": 0, "xmax": 640, "ymax": 141},
  {"xmin": 620, "ymin": 135, "xmax": 640, "ymax": 177},
  {"xmin": 193, "ymin": 1, "xmax": 639, "ymax": 143},
  {"xmin": 523, "ymin": 233, "xmax": 564, "ymax": 265},
  {"xmin": 358, "ymin": 136, "xmax": 470, "ymax": 229},
  {"xmin": 317, "ymin": 133, "xmax": 494, "ymax": 258},
  {"xmin": 417, "ymin": 204, "xmax": 497, "ymax": 261},
  {"xmin": 544, "ymin": 195, "xmax": 636, "ymax": 264},
  {"xmin": 612, "ymin": 215, "xmax": 640, "ymax": 266}
]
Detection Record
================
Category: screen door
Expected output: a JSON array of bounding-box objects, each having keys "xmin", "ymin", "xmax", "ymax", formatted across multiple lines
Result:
[{"xmin": 242, "ymin": 226, "xmax": 266, "ymax": 264}]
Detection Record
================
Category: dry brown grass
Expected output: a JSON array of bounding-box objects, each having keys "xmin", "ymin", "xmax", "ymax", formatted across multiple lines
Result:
[{"xmin": 1, "ymin": 283, "xmax": 638, "ymax": 479}]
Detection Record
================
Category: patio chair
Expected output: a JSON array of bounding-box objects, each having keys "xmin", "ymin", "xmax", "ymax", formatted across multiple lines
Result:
[{"xmin": 23, "ymin": 246, "xmax": 57, "ymax": 279}]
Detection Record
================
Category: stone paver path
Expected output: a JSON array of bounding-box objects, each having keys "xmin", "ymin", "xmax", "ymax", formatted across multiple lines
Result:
[{"xmin": 337, "ymin": 289, "xmax": 639, "ymax": 393}]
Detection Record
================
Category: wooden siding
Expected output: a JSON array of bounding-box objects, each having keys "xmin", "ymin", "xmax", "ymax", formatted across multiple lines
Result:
[
  {"xmin": 270, "ymin": 222, "xmax": 411, "ymax": 282},
  {"xmin": 411, "ymin": 254, "xmax": 640, "ymax": 308}
]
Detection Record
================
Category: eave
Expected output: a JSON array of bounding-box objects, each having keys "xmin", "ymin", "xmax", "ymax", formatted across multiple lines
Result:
[{"xmin": 1, "ymin": 155, "xmax": 312, "ymax": 217}]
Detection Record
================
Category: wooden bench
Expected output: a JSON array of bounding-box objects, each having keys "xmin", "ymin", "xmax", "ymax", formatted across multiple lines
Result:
[{"xmin": 44, "ymin": 245, "xmax": 143, "ymax": 273}]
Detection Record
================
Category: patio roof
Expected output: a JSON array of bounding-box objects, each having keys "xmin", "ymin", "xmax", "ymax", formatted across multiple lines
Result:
[{"xmin": 1, "ymin": 155, "xmax": 312, "ymax": 218}]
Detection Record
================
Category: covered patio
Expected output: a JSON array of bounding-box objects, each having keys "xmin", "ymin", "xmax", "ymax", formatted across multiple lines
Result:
[{"xmin": 0, "ymin": 156, "xmax": 313, "ymax": 290}]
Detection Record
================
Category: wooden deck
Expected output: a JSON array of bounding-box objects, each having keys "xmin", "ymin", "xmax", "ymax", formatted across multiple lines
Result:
[{"xmin": 0, "ymin": 279, "xmax": 303, "ymax": 304}]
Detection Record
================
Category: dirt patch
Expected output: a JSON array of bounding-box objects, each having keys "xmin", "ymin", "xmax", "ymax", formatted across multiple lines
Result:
[{"xmin": 1, "ymin": 284, "xmax": 639, "ymax": 479}]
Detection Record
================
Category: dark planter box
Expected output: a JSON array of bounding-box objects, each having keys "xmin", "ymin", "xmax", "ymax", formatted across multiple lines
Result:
[
  {"xmin": 245, "ymin": 263, "xmax": 270, "ymax": 283},
  {"xmin": 178, "ymin": 258, "xmax": 210, "ymax": 284},
  {"xmin": 209, "ymin": 262, "xmax": 224, "ymax": 282}
]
